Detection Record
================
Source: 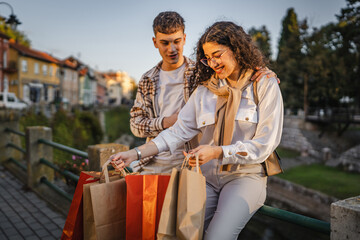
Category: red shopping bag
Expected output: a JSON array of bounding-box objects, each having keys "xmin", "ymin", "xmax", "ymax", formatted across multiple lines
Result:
[
  {"xmin": 125, "ymin": 174, "xmax": 170, "ymax": 240},
  {"xmin": 61, "ymin": 171, "xmax": 100, "ymax": 240}
]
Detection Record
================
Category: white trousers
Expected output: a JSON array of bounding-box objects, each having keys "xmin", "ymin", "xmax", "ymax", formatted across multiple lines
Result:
[{"xmin": 202, "ymin": 160, "xmax": 267, "ymax": 240}]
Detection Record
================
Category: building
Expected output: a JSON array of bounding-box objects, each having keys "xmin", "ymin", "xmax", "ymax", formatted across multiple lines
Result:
[
  {"xmin": 8, "ymin": 40, "xmax": 60, "ymax": 104},
  {"xmin": 94, "ymin": 71, "xmax": 107, "ymax": 106},
  {"xmin": 0, "ymin": 32, "xmax": 10, "ymax": 92},
  {"xmin": 105, "ymin": 71, "xmax": 136, "ymax": 101},
  {"xmin": 105, "ymin": 73, "xmax": 122, "ymax": 105},
  {"xmin": 78, "ymin": 67, "xmax": 97, "ymax": 107},
  {"xmin": 59, "ymin": 58, "xmax": 79, "ymax": 107}
]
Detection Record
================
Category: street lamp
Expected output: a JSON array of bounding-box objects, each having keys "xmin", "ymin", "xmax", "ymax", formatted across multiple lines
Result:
[{"xmin": 0, "ymin": 2, "xmax": 21, "ymax": 30}]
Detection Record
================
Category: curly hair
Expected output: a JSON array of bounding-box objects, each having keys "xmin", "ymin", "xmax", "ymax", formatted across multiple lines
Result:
[
  {"xmin": 153, "ymin": 11, "xmax": 185, "ymax": 35},
  {"xmin": 194, "ymin": 21, "xmax": 267, "ymax": 84}
]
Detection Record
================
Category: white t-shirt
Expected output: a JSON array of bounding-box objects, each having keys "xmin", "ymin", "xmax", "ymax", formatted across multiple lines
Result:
[{"xmin": 153, "ymin": 63, "xmax": 186, "ymax": 163}]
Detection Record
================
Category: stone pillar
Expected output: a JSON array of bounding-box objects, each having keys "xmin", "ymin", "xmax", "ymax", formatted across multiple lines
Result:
[
  {"xmin": 0, "ymin": 109, "xmax": 22, "ymax": 164},
  {"xmin": 331, "ymin": 195, "xmax": 360, "ymax": 240},
  {"xmin": 322, "ymin": 147, "xmax": 331, "ymax": 162},
  {"xmin": 87, "ymin": 143, "xmax": 129, "ymax": 171},
  {"xmin": 26, "ymin": 126, "xmax": 54, "ymax": 188}
]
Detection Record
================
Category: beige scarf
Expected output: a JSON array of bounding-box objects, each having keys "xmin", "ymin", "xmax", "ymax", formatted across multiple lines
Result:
[{"xmin": 205, "ymin": 69, "xmax": 254, "ymax": 146}]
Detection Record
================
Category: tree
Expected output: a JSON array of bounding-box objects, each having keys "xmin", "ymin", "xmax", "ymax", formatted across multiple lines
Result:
[
  {"xmin": 336, "ymin": 0, "xmax": 360, "ymax": 108},
  {"xmin": 248, "ymin": 26, "xmax": 272, "ymax": 60},
  {"xmin": 275, "ymin": 8, "xmax": 304, "ymax": 112},
  {"xmin": 0, "ymin": 21, "xmax": 31, "ymax": 47},
  {"xmin": 302, "ymin": 23, "xmax": 347, "ymax": 109}
]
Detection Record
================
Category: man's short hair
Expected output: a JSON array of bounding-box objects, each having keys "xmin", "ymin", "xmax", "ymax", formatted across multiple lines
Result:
[{"xmin": 153, "ymin": 11, "xmax": 185, "ymax": 35}]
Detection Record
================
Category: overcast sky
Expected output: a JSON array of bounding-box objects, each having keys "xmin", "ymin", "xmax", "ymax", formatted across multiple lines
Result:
[{"xmin": 4, "ymin": 0, "xmax": 347, "ymax": 82}]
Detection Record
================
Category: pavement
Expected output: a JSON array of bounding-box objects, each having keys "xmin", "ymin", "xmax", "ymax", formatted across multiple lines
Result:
[{"xmin": 0, "ymin": 165, "xmax": 66, "ymax": 240}]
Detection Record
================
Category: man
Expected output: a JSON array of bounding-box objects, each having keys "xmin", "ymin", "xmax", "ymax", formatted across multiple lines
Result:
[{"xmin": 129, "ymin": 11, "xmax": 197, "ymax": 173}]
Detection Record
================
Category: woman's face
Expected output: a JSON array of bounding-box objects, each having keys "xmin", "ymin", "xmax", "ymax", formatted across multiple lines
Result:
[{"xmin": 202, "ymin": 42, "xmax": 240, "ymax": 81}]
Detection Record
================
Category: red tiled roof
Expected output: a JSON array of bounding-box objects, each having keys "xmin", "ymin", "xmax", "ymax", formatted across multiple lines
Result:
[
  {"xmin": 79, "ymin": 68, "xmax": 88, "ymax": 76},
  {"xmin": 60, "ymin": 59, "xmax": 77, "ymax": 69},
  {"xmin": 9, "ymin": 40, "xmax": 59, "ymax": 64}
]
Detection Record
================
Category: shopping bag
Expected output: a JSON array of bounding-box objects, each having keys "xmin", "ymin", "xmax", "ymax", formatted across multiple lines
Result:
[
  {"xmin": 126, "ymin": 174, "xmax": 171, "ymax": 240},
  {"xmin": 176, "ymin": 155, "xmax": 206, "ymax": 240},
  {"xmin": 83, "ymin": 181, "xmax": 99, "ymax": 240},
  {"xmin": 157, "ymin": 168, "xmax": 179, "ymax": 240},
  {"xmin": 61, "ymin": 171, "xmax": 100, "ymax": 240},
  {"xmin": 89, "ymin": 160, "xmax": 127, "ymax": 240}
]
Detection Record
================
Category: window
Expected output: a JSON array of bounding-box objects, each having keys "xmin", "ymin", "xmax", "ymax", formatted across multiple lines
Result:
[
  {"xmin": 3, "ymin": 50, "xmax": 7, "ymax": 68},
  {"xmin": 8, "ymin": 95, "xmax": 15, "ymax": 102},
  {"xmin": 42, "ymin": 65, "xmax": 48, "ymax": 76},
  {"xmin": 21, "ymin": 60, "xmax": 28, "ymax": 72},
  {"xmin": 34, "ymin": 63, "xmax": 39, "ymax": 74},
  {"xmin": 49, "ymin": 66, "xmax": 53, "ymax": 76}
]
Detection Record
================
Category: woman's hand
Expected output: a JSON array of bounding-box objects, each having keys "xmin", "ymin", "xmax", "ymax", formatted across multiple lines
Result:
[
  {"xmin": 188, "ymin": 145, "xmax": 223, "ymax": 167},
  {"xmin": 109, "ymin": 149, "xmax": 138, "ymax": 171}
]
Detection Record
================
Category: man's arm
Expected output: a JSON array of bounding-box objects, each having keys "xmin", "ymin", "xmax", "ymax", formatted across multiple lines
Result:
[
  {"xmin": 130, "ymin": 89, "xmax": 165, "ymax": 138},
  {"xmin": 161, "ymin": 112, "xmax": 178, "ymax": 129}
]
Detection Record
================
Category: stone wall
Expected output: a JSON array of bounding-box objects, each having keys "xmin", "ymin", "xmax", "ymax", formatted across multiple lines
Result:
[
  {"xmin": 280, "ymin": 116, "xmax": 360, "ymax": 172},
  {"xmin": 329, "ymin": 145, "xmax": 360, "ymax": 173},
  {"xmin": 266, "ymin": 176, "xmax": 338, "ymax": 221},
  {"xmin": 280, "ymin": 116, "xmax": 319, "ymax": 158}
]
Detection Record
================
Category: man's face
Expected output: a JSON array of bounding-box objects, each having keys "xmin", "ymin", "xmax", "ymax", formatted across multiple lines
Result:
[{"xmin": 153, "ymin": 30, "xmax": 186, "ymax": 70}]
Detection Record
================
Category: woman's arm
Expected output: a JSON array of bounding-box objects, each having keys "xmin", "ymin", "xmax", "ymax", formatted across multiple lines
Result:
[
  {"xmin": 152, "ymin": 88, "xmax": 201, "ymax": 154},
  {"xmin": 110, "ymin": 141, "xmax": 159, "ymax": 170},
  {"xmin": 221, "ymin": 76, "xmax": 284, "ymax": 165}
]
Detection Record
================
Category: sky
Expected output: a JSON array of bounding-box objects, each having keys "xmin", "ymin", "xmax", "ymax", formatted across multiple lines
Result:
[{"xmin": 3, "ymin": 0, "xmax": 347, "ymax": 82}]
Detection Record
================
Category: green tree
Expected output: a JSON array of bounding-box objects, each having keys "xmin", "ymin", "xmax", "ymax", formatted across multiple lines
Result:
[
  {"xmin": 302, "ymin": 23, "xmax": 347, "ymax": 109},
  {"xmin": 0, "ymin": 21, "xmax": 31, "ymax": 47},
  {"xmin": 275, "ymin": 8, "xmax": 304, "ymax": 112},
  {"xmin": 336, "ymin": 0, "xmax": 360, "ymax": 107},
  {"xmin": 248, "ymin": 26, "xmax": 272, "ymax": 60}
]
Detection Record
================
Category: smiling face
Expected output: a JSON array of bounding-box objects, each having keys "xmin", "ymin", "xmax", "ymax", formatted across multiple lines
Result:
[
  {"xmin": 153, "ymin": 30, "xmax": 186, "ymax": 71},
  {"xmin": 202, "ymin": 42, "xmax": 241, "ymax": 81}
]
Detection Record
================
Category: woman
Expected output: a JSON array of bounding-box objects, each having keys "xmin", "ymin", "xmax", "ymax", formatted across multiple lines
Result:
[{"xmin": 110, "ymin": 21, "xmax": 283, "ymax": 239}]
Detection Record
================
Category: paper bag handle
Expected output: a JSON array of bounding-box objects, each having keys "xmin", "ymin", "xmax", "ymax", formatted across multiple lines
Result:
[
  {"xmin": 181, "ymin": 154, "xmax": 202, "ymax": 174},
  {"xmin": 194, "ymin": 154, "xmax": 201, "ymax": 174},
  {"xmin": 101, "ymin": 159, "xmax": 128, "ymax": 183}
]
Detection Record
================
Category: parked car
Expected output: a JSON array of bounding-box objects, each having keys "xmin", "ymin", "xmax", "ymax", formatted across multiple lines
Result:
[{"xmin": 0, "ymin": 92, "xmax": 28, "ymax": 110}]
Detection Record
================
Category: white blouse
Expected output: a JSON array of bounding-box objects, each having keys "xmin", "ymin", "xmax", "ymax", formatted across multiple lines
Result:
[{"xmin": 152, "ymin": 76, "xmax": 284, "ymax": 166}]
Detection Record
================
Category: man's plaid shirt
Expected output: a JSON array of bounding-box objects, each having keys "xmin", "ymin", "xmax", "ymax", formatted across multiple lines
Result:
[{"xmin": 130, "ymin": 57, "xmax": 197, "ymax": 167}]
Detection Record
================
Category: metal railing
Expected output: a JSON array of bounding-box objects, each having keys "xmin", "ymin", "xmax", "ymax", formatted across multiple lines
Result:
[
  {"xmin": 4, "ymin": 127, "xmax": 331, "ymax": 235},
  {"xmin": 39, "ymin": 158, "xmax": 79, "ymax": 183},
  {"xmin": 4, "ymin": 128, "xmax": 82, "ymax": 202},
  {"xmin": 258, "ymin": 205, "xmax": 330, "ymax": 234},
  {"xmin": 37, "ymin": 138, "xmax": 88, "ymax": 159},
  {"xmin": 5, "ymin": 127, "xmax": 25, "ymax": 137}
]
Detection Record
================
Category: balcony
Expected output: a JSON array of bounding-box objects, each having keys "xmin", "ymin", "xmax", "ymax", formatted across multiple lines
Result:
[{"xmin": 3, "ymin": 60, "xmax": 18, "ymax": 73}]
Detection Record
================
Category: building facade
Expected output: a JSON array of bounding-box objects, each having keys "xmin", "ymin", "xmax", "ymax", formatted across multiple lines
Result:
[
  {"xmin": 0, "ymin": 32, "xmax": 10, "ymax": 93},
  {"xmin": 59, "ymin": 58, "xmax": 79, "ymax": 107},
  {"xmin": 8, "ymin": 40, "xmax": 60, "ymax": 104}
]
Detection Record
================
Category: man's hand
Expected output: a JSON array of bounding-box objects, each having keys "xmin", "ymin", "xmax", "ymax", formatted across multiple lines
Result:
[
  {"xmin": 188, "ymin": 145, "xmax": 223, "ymax": 167},
  {"xmin": 162, "ymin": 112, "xmax": 179, "ymax": 129},
  {"xmin": 252, "ymin": 67, "xmax": 280, "ymax": 83}
]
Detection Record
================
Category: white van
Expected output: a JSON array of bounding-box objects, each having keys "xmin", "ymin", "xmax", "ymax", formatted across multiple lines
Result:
[{"xmin": 0, "ymin": 92, "xmax": 28, "ymax": 110}]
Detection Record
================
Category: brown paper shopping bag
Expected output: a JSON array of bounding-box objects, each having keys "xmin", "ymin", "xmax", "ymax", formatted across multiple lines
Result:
[
  {"xmin": 176, "ymin": 155, "xmax": 206, "ymax": 240},
  {"xmin": 157, "ymin": 168, "xmax": 179, "ymax": 240},
  {"xmin": 89, "ymin": 160, "xmax": 127, "ymax": 240},
  {"xmin": 61, "ymin": 171, "xmax": 100, "ymax": 240},
  {"xmin": 83, "ymin": 181, "xmax": 99, "ymax": 240}
]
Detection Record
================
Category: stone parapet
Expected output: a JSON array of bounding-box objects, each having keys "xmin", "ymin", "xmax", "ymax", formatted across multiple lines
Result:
[
  {"xmin": 87, "ymin": 143, "xmax": 129, "ymax": 171},
  {"xmin": 331, "ymin": 196, "xmax": 360, "ymax": 240}
]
